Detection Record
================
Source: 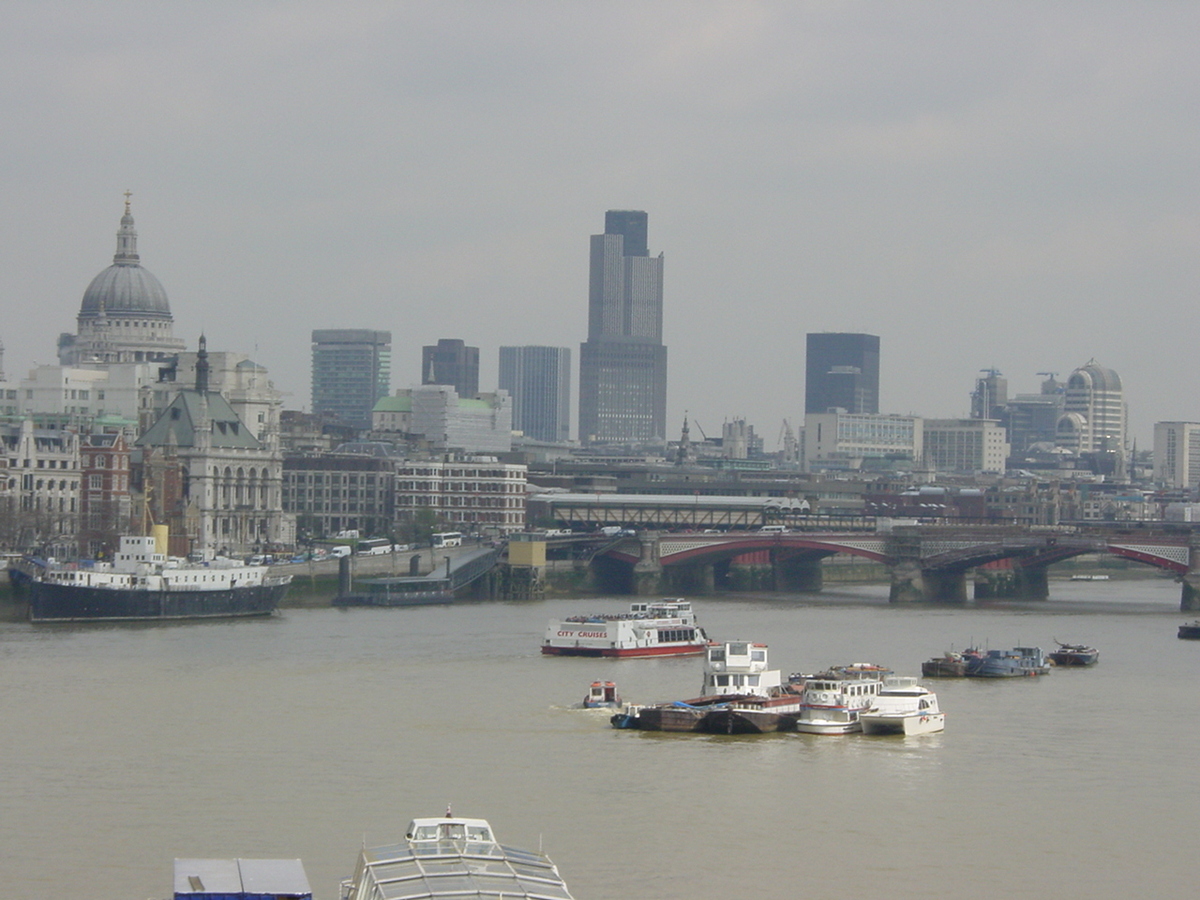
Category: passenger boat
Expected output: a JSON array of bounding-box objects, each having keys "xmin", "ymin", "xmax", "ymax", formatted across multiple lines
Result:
[
  {"xmin": 541, "ymin": 598, "xmax": 709, "ymax": 657},
  {"xmin": 339, "ymin": 811, "xmax": 575, "ymax": 900},
  {"xmin": 859, "ymin": 676, "xmax": 946, "ymax": 735},
  {"xmin": 1048, "ymin": 641, "xmax": 1099, "ymax": 666},
  {"xmin": 610, "ymin": 641, "xmax": 805, "ymax": 733},
  {"xmin": 12, "ymin": 531, "xmax": 290, "ymax": 623},
  {"xmin": 793, "ymin": 668, "xmax": 885, "ymax": 734},
  {"xmin": 1178, "ymin": 621, "xmax": 1200, "ymax": 640},
  {"xmin": 966, "ymin": 646, "xmax": 1051, "ymax": 677},
  {"xmin": 582, "ymin": 680, "xmax": 621, "ymax": 708}
]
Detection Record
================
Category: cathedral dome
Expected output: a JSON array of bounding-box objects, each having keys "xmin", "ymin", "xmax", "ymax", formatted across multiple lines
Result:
[
  {"xmin": 81, "ymin": 263, "xmax": 171, "ymax": 317},
  {"xmin": 78, "ymin": 199, "xmax": 172, "ymax": 319}
]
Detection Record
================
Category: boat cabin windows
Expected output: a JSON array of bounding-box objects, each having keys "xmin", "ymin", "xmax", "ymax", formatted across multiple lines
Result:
[
  {"xmin": 656, "ymin": 628, "xmax": 695, "ymax": 643},
  {"xmin": 708, "ymin": 646, "xmax": 725, "ymax": 663},
  {"xmin": 408, "ymin": 821, "xmax": 493, "ymax": 843},
  {"xmin": 710, "ymin": 674, "xmax": 761, "ymax": 688}
]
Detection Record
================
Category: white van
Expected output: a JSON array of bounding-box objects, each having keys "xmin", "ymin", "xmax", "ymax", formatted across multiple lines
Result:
[{"xmin": 758, "ymin": 525, "xmax": 790, "ymax": 535}]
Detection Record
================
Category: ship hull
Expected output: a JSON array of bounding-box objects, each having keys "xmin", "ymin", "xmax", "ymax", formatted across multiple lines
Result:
[
  {"xmin": 28, "ymin": 580, "xmax": 289, "ymax": 623},
  {"xmin": 541, "ymin": 643, "xmax": 707, "ymax": 658}
]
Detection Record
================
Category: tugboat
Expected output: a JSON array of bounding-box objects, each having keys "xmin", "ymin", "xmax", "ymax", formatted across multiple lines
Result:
[
  {"xmin": 582, "ymin": 681, "xmax": 621, "ymax": 708},
  {"xmin": 610, "ymin": 641, "xmax": 805, "ymax": 733}
]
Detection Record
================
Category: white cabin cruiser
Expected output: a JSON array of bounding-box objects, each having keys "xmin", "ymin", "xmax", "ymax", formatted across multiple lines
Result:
[
  {"xmin": 859, "ymin": 676, "xmax": 945, "ymax": 735},
  {"xmin": 794, "ymin": 671, "xmax": 883, "ymax": 735}
]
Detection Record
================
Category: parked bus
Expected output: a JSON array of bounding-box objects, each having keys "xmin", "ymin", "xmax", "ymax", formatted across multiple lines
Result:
[
  {"xmin": 356, "ymin": 538, "xmax": 395, "ymax": 555},
  {"xmin": 431, "ymin": 531, "xmax": 463, "ymax": 548}
]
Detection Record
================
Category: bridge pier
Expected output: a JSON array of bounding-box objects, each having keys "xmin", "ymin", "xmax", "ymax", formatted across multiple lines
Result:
[
  {"xmin": 1182, "ymin": 533, "xmax": 1200, "ymax": 612},
  {"xmin": 632, "ymin": 531, "xmax": 665, "ymax": 596},
  {"xmin": 889, "ymin": 560, "xmax": 968, "ymax": 603}
]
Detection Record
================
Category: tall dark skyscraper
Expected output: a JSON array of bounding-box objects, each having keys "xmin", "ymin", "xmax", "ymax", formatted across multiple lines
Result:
[
  {"xmin": 311, "ymin": 329, "xmax": 392, "ymax": 429},
  {"xmin": 422, "ymin": 338, "xmax": 480, "ymax": 397},
  {"xmin": 805, "ymin": 333, "xmax": 880, "ymax": 414},
  {"xmin": 499, "ymin": 346, "xmax": 571, "ymax": 443},
  {"xmin": 579, "ymin": 210, "xmax": 667, "ymax": 444}
]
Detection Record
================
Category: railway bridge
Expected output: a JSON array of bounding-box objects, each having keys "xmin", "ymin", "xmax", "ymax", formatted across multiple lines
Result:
[{"xmin": 587, "ymin": 525, "xmax": 1200, "ymax": 608}]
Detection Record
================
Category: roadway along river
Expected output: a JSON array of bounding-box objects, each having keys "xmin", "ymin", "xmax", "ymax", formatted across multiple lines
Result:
[{"xmin": 0, "ymin": 575, "xmax": 1194, "ymax": 899}]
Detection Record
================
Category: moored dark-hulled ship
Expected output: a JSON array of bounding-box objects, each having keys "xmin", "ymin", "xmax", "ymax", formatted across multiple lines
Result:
[{"xmin": 12, "ymin": 530, "xmax": 290, "ymax": 623}]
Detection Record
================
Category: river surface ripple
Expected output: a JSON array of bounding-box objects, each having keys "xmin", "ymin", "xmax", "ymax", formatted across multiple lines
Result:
[{"xmin": 0, "ymin": 577, "xmax": 1194, "ymax": 899}]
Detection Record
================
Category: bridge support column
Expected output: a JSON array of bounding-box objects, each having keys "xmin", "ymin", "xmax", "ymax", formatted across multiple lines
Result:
[
  {"xmin": 632, "ymin": 531, "xmax": 664, "ymax": 596},
  {"xmin": 1182, "ymin": 533, "xmax": 1200, "ymax": 612},
  {"xmin": 889, "ymin": 562, "xmax": 967, "ymax": 603},
  {"xmin": 775, "ymin": 554, "xmax": 823, "ymax": 593}
]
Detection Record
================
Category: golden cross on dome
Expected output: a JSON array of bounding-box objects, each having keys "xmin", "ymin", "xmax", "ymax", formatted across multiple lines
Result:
[{"xmin": 124, "ymin": 189, "xmax": 132, "ymax": 214}]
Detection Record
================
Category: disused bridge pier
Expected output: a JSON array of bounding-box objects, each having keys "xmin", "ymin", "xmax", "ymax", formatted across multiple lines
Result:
[{"xmin": 588, "ymin": 526, "xmax": 1200, "ymax": 609}]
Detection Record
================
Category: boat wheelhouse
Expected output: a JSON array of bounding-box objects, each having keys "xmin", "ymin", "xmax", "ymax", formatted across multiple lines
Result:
[
  {"xmin": 541, "ymin": 599, "xmax": 709, "ymax": 657},
  {"xmin": 582, "ymin": 680, "xmax": 621, "ymax": 708},
  {"xmin": 339, "ymin": 813, "xmax": 574, "ymax": 900}
]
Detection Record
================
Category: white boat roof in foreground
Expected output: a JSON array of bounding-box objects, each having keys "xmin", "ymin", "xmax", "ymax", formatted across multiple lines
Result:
[{"xmin": 341, "ymin": 816, "xmax": 574, "ymax": 900}]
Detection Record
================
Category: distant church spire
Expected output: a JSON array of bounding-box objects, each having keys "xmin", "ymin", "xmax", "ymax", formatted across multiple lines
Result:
[
  {"xmin": 195, "ymin": 334, "xmax": 210, "ymax": 393},
  {"xmin": 114, "ymin": 189, "xmax": 140, "ymax": 266}
]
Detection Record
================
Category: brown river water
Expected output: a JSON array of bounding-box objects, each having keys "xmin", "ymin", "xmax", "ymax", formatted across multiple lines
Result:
[{"xmin": 0, "ymin": 575, "xmax": 1194, "ymax": 899}]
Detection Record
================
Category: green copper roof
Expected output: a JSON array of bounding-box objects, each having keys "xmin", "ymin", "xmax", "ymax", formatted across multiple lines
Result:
[
  {"xmin": 372, "ymin": 395, "xmax": 413, "ymax": 413},
  {"xmin": 136, "ymin": 390, "xmax": 263, "ymax": 450}
]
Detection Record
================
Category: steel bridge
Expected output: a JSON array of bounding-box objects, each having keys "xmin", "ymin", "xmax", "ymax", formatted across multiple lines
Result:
[{"xmin": 585, "ymin": 525, "xmax": 1199, "ymax": 608}]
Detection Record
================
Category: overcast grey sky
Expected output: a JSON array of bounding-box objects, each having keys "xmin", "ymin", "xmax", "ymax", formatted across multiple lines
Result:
[{"xmin": 3, "ymin": 1, "xmax": 1197, "ymax": 447}]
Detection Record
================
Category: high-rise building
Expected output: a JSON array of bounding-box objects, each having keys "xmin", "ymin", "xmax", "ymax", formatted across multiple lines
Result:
[
  {"xmin": 311, "ymin": 329, "xmax": 392, "ymax": 430},
  {"xmin": 805, "ymin": 333, "xmax": 880, "ymax": 415},
  {"xmin": 1055, "ymin": 360, "xmax": 1126, "ymax": 456},
  {"xmin": 422, "ymin": 338, "xmax": 479, "ymax": 397},
  {"xmin": 579, "ymin": 210, "xmax": 667, "ymax": 444},
  {"xmin": 499, "ymin": 346, "xmax": 571, "ymax": 443},
  {"xmin": 1154, "ymin": 422, "xmax": 1200, "ymax": 489}
]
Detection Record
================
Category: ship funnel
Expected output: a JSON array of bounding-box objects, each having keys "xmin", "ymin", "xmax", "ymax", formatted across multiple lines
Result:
[{"xmin": 152, "ymin": 524, "xmax": 169, "ymax": 555}]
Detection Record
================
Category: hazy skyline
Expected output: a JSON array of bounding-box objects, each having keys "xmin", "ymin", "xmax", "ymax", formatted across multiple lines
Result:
[{"xmin": 3, "ymin": 2, "xmax": 1197, "ymax": 447}]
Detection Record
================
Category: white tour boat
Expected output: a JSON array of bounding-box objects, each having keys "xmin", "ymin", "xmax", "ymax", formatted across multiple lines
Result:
[
  {"xmin": 541, "ymin": 599, "xmax": 709, "ymax": 658},
  {"xmin": 794, "ymin": 669, "xmax": 884, "ymax": 735},
  {"xmin": 858, "ymin": 676, "xmax": 946, "ymax": 736}
]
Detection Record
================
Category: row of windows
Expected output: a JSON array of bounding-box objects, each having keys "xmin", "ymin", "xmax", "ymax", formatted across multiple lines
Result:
[
  {"xmin": 656, "ymin": 628, "xmax": 697, "ymax": 643},
  {"xmin": 7, "ymin": 458, "xmax": 77, "ymax": 469}
]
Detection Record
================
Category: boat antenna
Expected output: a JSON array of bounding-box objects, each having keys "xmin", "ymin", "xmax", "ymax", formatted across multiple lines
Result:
[{"xmin": 445, "ymin": 803, "xmax": 453, "ymax": 818}]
